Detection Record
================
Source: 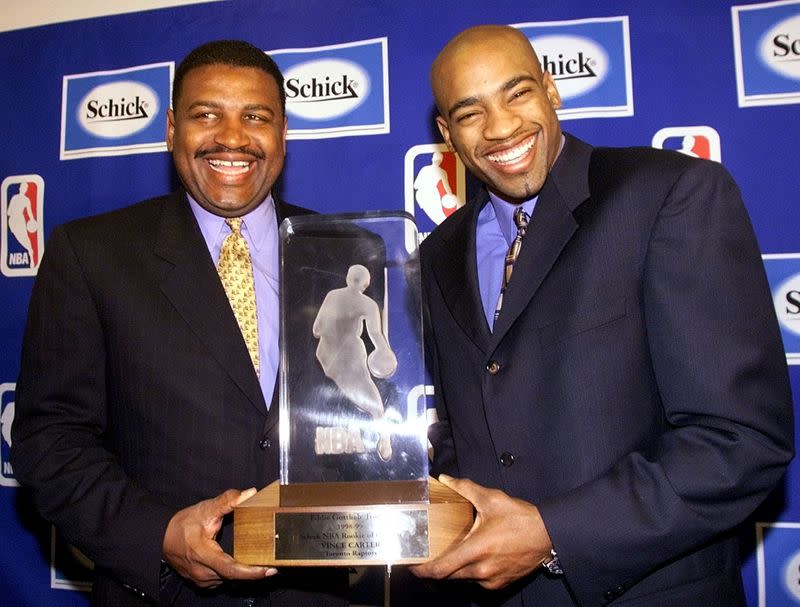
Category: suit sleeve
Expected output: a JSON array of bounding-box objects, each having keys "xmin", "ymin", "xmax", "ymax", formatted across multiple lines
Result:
[
  {"xmin": 537, "ymin": 160, "xmax": 794, "ymax": 605},
  {"xmin": 11, "ymin": 226, "xmax": 176, "ymax": 601}
]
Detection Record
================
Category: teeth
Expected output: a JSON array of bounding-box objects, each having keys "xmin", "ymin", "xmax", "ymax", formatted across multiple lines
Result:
[
  {"xmin": 207, "ymin": 159, "xmax": 251, "ymax": 175},
  {"xmin": 207, "ymin": 159, "xmax": 250, "ymax": 167},
  {"xmin": 487, "ymin": 137, "xmax": 535, "ymax": 164}
]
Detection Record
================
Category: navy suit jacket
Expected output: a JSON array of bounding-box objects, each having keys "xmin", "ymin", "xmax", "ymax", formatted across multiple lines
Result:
[
  {"xmin": 421, "ymin": 134, "xmax": 794, "ymax": 606},
  {"xmin": 12, "ymin": 192, "xmax": 346, "ymax": 606}
]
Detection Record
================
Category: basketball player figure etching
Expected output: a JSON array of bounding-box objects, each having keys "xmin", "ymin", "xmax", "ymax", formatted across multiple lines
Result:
[{"xmin": 313, "ymin": 264, "xmax": 398, "ymax": 461}]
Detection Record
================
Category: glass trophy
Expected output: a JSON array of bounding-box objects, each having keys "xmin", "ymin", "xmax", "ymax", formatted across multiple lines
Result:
[{"xmin": 234, "ymin": 211, "xmax": 472, "ymax": 566}]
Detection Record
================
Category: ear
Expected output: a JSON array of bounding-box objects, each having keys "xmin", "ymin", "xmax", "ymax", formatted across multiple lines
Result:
[
  {"xmin": 543, "ymin": 72, "xmax": 562, "ymax": 110},
  {"xmin": 281, "ymin": 114, "xmax": 288, "ymax": 154},
  {"xmin": 436, "ymin": 115, "xmax": 454, "ymax": 152},
  {"xmin": 166, "ymin": 109, "xmax": 175, "ymax": 152}
]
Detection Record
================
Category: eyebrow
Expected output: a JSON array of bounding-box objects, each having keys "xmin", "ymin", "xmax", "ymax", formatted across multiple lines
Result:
[
  {"xmin": 186, "ymin": 100, "xmax": 222, "ymax": 111},
  {"xmin": 446, "ymin": 74, "xmax": 537, "ymax": 118},
  {"xmin": 242, "ymin": 104, "xmax": 276, "ymax": 114},
  {"xmin": 185, "ymin": 100, "xmax": 276, "ymax": 115}
]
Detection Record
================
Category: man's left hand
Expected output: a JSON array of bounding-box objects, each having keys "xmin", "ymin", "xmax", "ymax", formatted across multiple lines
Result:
[{"xmin": 410, "ymin": 475, "xmax": 554, "ymax": 590}]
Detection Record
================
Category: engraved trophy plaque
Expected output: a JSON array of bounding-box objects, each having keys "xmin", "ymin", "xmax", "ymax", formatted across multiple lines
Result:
[{"xmin": 234, "ymin": 212, "xmax": 471, "ymax": 566}]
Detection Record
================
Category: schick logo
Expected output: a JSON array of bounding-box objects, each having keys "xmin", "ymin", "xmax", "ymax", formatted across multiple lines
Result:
[
  {"xmin": 759, "ymin": 14, "xmax": 800, "ymax": 81},
  {"xmin": 61, "ymin": 62, "xmax": 171, "ymax": 159},
  {"xmin": 86, "ymin": 95, "xmax": 149, "ymax": 121},
  {"xmin": 530, "ymin": 34, "xmax": 609, "ymax": 99},
  {"xmin": 775, "ymin": 273, "xmax": 800, "ymax": 331},
  {"xmin": 773, "ymin": 34, "xmax": 800, "ymax": 57},
  {"xmin": 763, "ymin": 255, "xmax": 800, "ymax": 364},
  {"xmin": 77, "ymin": 80, "xmax": 159, "ymax": 139},
  {"xmin": 541, "ymin": 52, "xmax": 597, "ymax": 79},
  {"xmin": 283, "ymin": 58, "xmax": 370, "ymax": 121},
  {"xmin": 286, "ymin": 74, "xmax": 358, "ymax": 102},
  {"xmin": 269, "ymin": 37, "xmax": 389, "ymax": 139},
  {"xmin": 513, "ymin": 18, "xmax": 632, "ymax": 119}
]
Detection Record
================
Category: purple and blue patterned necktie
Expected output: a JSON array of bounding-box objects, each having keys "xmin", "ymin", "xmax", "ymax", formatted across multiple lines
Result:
[{"xmin": 493, "ymin": 206, "xmax": 530, "ymax": 325}]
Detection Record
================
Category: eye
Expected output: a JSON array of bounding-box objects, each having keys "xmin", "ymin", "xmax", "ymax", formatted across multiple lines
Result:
[
  {"xmin": 511, "ymin": 88, "xmax": 531, "ymax": 100},
  {"xmin": 244, "ymin": 112, "xmax": 275, "ymax": 125},
  {"xmin": 455, "ymin": 110, "xmax": 480, "ymax": 124},
  {"xmin": 192, "ymin": 110, "xmax": 218, "ymax": 121}
]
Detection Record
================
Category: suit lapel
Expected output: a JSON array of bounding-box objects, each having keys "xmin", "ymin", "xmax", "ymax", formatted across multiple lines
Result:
[
  {"xmin": 153, "ymin": 192, "xmax": 268, "ymax": 417},
  {"xmin": 430, "ymin": 195, "xmax": 493, "ymax": 354},
  {"xmin": 262, "ymin": 197, "xmax": 314, "ymax": 430},
  {"xmin": 490, "ymin": 134, "xmax": 592, "ymax": 346}
]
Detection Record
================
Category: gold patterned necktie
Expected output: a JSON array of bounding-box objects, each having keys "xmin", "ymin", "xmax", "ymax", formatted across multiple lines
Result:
[
  {"xmin": 217, "ymin": 217, "xmax": 260, "ymax": 376},
  {"xmin": 493, "ymin": 207, "xmax": 530, "ymax": 325}
]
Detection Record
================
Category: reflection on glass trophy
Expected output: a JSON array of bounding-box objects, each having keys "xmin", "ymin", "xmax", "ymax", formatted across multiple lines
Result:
[
  {"xmin": 313, "ymin": 264, "xmax": 398, "ymax": 461},
  {"xmin": 234, "ymin": 211, "xmax": 472, "ymax": 567}
]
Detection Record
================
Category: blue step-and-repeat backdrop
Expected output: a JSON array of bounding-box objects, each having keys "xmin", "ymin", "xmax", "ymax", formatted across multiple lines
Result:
[{"xmin": 1, "ymin": 1, "xmax": 799, "ymax": 605}]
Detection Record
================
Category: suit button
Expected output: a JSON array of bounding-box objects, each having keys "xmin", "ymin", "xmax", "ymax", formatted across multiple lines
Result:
[
  {"xmin": 486, "ymin": 360, "xmax": 501, "ymax": 374},
  {"xmin": 499, "ymin": 452, "xmax": 514, "ymax": 467},
  {"xmin": 258, "ymin": 438, "xmax": 271, "ymax": 450}
]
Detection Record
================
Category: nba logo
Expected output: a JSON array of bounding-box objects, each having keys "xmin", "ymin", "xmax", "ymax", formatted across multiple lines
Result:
[
  {"xmin": 404, "ymin": 144, "xmax": 466, "ymax": 249},
  {"xmin": 651, "ymin": 126, "xmax": 721, "ymax": 162},
  {"xmin": 0, "ymin": 383, "xmax": 18, "ymax": 488},
  {"xmin": 2, "ymin": 174, "xmax": 44, "ymax": 277}
]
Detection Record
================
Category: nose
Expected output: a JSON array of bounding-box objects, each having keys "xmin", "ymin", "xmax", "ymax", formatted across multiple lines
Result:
[
  {"xmin": 214, "ymin": 116, "xmax": 250, "ymax": 149},
  {"xmin": 483, "ymin": 105, "xmax": 522, "ymax": 141}
]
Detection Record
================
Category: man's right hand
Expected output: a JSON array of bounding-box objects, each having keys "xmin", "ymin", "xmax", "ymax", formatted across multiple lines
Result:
[{"xmin": 162, "ymin": 488, "xmax": 277, "ymax": 588}]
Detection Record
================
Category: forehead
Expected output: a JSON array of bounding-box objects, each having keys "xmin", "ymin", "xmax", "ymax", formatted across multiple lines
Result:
[
  {"xmin": 436, "ymin": 34, "xmax": 541, "ymax": 105},
  {"xmin": 176, "ymin": 64, "xmax": 280, "ymax": 108}
]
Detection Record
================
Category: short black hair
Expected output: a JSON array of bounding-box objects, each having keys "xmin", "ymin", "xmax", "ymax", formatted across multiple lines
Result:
[{"xmin": 172, "ymin": 40, "xmax": 285, "ymax": 114}]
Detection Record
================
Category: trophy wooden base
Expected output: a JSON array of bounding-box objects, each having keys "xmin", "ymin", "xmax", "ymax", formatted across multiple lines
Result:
[{"xmin": 234, "ymin": 477, "xmax": 473, "ymax": 566}]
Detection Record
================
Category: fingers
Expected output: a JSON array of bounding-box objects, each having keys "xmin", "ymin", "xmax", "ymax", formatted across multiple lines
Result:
[
  {"xmin": 164, "ymin": 488, "xmax": 277, "ymax": 588},
  {"xmin": 409, "ymin": 516, "xmax": 484, "ymax": 580},
  {"xmin": 202, "ymin": 546, "xmax": 276, "ymax": 582},
  {"xmin": 412, "ymin": 481, "xmax": 550, "ymax": 589},
  {"xmin": 181, "ymin": 537, "xmax": 276, "ymax": 586},
  {"xmin": 409, "ymin": 545, "xmax": 476, "ymax": 580},
  {"xmin": 412, "ymin": 476, "xmax": 488, "ymax": 580},
  {"xmin": 438, "ymin": 474, "xmax": 485, "ymax": 505},
  {"xmin": 185, "ymin": 560, "xmax": 224, "ymax": 589},
  {"xmin": 208, "ymin": 487, "xmax": 256, "ymax": 518},
  {"xmin": 234, "ymin": 487, "xmax": 257, "ymax": 505},
  {"xmin": 438, "ymin": 475, "xmax": 507, "ymax": 523}
]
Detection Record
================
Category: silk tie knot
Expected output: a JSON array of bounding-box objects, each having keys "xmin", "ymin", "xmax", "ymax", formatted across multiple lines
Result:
[
  {"xmin": 227, "ymin": 216, "xmax": 242, "ymax": 232},
  {"xmin": 514, "ymin": 207, "xmax": 530, "ymax": 235}
]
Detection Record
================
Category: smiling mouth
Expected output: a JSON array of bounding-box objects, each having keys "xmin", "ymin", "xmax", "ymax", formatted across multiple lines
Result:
[
  {"xmin": 486, "ymin": 135, "xmax": 536, "ymax": 165},
  {"xmin": 206, "ymin": 159, "xmax": 252, "ymax": 175}
]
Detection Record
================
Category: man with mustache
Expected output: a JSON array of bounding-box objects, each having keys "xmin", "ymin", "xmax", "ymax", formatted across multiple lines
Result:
[
  {"xmin": 12, "ymin": 40, "xmax": 347, "ymax": 606},
  {"xmin": 412, "ymin": 25, "xmax": 794, "ymax": 606}
]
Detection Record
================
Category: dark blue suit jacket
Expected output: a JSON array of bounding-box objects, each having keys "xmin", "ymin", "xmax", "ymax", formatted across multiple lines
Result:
[
  {"xmin": 12, "ymin": 192, "xmax": 347, "ymax": 606},
  {"xmin": 421, "ymin": 134, "xmax": 794, "ymax": 606}
]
